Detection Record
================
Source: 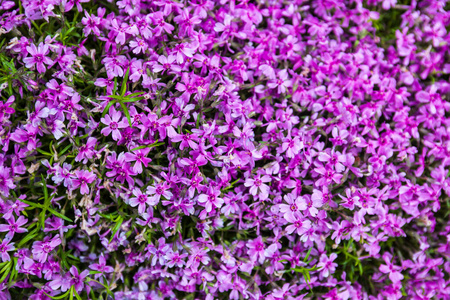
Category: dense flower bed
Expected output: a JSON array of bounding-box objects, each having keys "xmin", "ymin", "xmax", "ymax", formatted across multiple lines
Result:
[{"xmin": 0, "ymin": 0, "xmax": 450, "ymax": 299}]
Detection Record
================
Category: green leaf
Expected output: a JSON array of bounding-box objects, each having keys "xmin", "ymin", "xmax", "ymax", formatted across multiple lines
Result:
[
  {"xmin": 8, "ymin": 258, "xmax": 17, "ymax": 285},
  {"xmin": 47, "ymin": 208, "xmax": 73, "ymax": 223},
  {"xmin": 109, "ymin": 216, "xmax": 123, "ymax": 243},
  {"xmin": 0, "ymin": 261, "xmax": 12, "ymax": 283},
  {"xmin": 119, "ymin": 102, "xmax": 132, "ymax": 127},
  {"xmin": 113, "ymin": 77, "xmax": 118, "ymax": 95},
  {"xmin": 222, "ymin": 178, "xmax": 240, "ymax": 191},
  {"xmin": 40, "ymin": 175, "xmax": 52, "ymax": 229},
  {"xmin": 120, "ymin": 67, "xmax": 130, "ymax": 97},
  {"xmin": 127, "ymin": 91, "xmax": 145, "ymax": 98},
  {"xmin": 73, "ymin": 289, "xmax": 83, "ymax": 300},
  {"xmin": 69, "ymin": 286, "xmax": 74, "ymax": 300},
  {"xmin": 196, "ymin": 112, "xmax": 201, "ymax": 128},
  {"xmin": 130, "ymin": 140, "xmax": 164, "ymax": 151},
  {"xmin": 17, "ymin": 227, "xmax": 40, "ymax": 248},
  {"xmin": 102, "ymin": 100, "xmax": 116, "ymax": 118},
  {"xmin": 303, "ymin": 247, "xmax": 313, "ymax": 262},
  {"xmin": 43, "ymin": 289, "xmax": 71, "ymax": 300},
  {"xmin": 36, "ymin": 149, "xmax": 53, "ymax": 156},
  {"xmin": 121, "ymin": 96, "xmax": 145, "ymax": 103},
  {"xmin": 107, "ymin": 95, "xmax": 123, "ymax": 100},
  {"xmin": 18, "ymin": 198, "xmax": 43, "ymax": 209},
  {"xmin": 41, "ymin": 175, "xmax": 48, "ymax": 200}
]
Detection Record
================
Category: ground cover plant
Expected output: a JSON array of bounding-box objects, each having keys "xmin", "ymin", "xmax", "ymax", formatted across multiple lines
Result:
[{"xmin": 0, "ymin": 0, "xmax": 449, "ymax": 299}]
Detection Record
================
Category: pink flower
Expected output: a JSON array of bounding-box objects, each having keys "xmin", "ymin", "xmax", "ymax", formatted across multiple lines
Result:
[
  {"xmin": 71, "ymin": 170, "xmax": 96, "ymax": 195},
  {"xmin": 279, "ymin": 193, "xmax": 307, "ymax": 219},
  {"xmin": 146, "ymin": 181, "xmax": 173, "ymax": 204},
  {"xmin": 23, "ymin": 43, "xmax": 53, "ymax": 74},
  {"xmin": 281, "ymin": 135, "xmax": 304, "ymax": 158},
  {"xmin": 317, "ymin": 253, "xmax": 338, "ymax": 279},
  {"xmin": 380, "ymin": 254, "xmax": 404, "ymax": 283},
  {"xmin": 32, "ymin": 235, "xmax": 61, "ymax": 263},
  {"xmin": 284, "ymin": 212, "xmax": 311, "ymax": 236},
  {"xmin": 246, "ymin": 236, "xmax": 266, "ymax": 264},
  {"xmin": 101, "ymin": 106, "xmax": 128, "ymax": 141},
  {"xmin": 198, "ymin": 188, "xmax": 224, "ymax": 213},
  {"xmin": 244, "ymin": 174, "xmax": 271, "ymax": 200},
  {"xmin": 129, "ymin": 188, "xmax": 152, "ymax": 214},
  {"xmin": 0, "ymin": 237, "xmax": 14, "ymax": 262},
  {"xmin": 129, "ymin": 38, "xmax": 148, "ymax": 54},
  {"xmin": 0, "ymin": 216, "xmax": 28, "ymax": 238}
]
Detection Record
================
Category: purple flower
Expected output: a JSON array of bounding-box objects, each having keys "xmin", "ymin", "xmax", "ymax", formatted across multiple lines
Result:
[
  {"xmin": 0, "ymin": 96, "xmax": 15, "ymax": 123},
  {"xmin": 23, "ymin": 43, "xmax": 53, "ymax": 73},
  {"xmin": 0, "ymin": 216, "xmax": 28, "ymax": 238},
  {"xmin": 124, "ymin": 148, "xmax": 152, "ymax": 174},
  {"xmin": 71, "ymin": 170, "xmax": 96, "ymax": 195},
  {"xmin": 0, "ymin": 238, "xmax": 14, "ymax": 262},
  {"xmin": 244, "ymin": 174, "xmax": 271, "ymax": 200},
  {"xmin": 32, "ymin": 235, "xmax": 61, "ymax": 263},
  {"xmin": 129, "ymin": 38, "xmax": 148, "ymax": 54},
  {"xmin": 129, "ymin": 188, "xmax": 153, "ymax": 214},
  {"xmin": 165, "ymin": 251, "xmax": 187, "ymax": 268},
  {"xmin": 317, "ymin": 253, "xmax": 338, "ymax": 279},
  {"xmin": 279, "ymin": 193, "xmax": 307, "ymax": 219},
  {"xmin": 54, "ymin": 266, "xmax": 89, "ymax": 293},
  {"xmin": 281, "ymin": 135, "xmax": 304, "ymax": 158},
  {"xmin": 197, "ymin": 187, "xmax": 224, "ymax": 213},
  {"xmin": 89, "ymin": 253, "xmax": 114, "ymax": 279},
  {"xmin": 75, "ymin": 137, "xmax": 98, "ymax": 164},
  {"xmin": 380, "ymin": 254, "xmax": 404, "ymax": 283},
  {"xmin": 147, "ymin": 237, "xmax": 171, "ymax": 266},
  {"xmin": 101, "ymin": 106, "xmax": 128, "ymax": 141},
  {"xmin": 284, "ymin": 212, "xmax": 311, "ymax": 236},
  {"xmin": 186, "ymin": 247, "xmax": 210, "ymax": 269},
  {"xmin": 246, "ymin": 236, "xmax": 266, "ymax": 264},
  {"xmin": 146, "ymin": 181, "xmax": 173, "ymax": 204},
  {"xmin": 0, "ymin": 166, "xmax": 15, "ymax": 196}
]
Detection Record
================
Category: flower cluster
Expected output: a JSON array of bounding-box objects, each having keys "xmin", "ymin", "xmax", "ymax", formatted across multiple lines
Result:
[{"xmin": 0, "ymin": 0, "xmax": 449, "ymax": 299}]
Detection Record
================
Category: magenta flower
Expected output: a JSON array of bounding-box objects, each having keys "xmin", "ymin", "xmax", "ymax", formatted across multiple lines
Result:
[
  {"xmin": 186, "ymin": 248, "xmax": 210, "ymax": 269},
  {"xmin": 75, "ymin": 137, "xmax": 98, "ymax": 164},
  {"xmin": 281, "ymin": 135, "xmax": 304, "ymax": 158},
  {"xmin": 279, "ymin": 193, "xmax": 307, "ymax": 219},
  {"xmin": 147, "ymin": 237, "xmax": 171, "ymax": 266},
  {"xmin": 268, "ymin": 69, "xmax": 292, "ymax": 94},
  {"xmin": 71, "ymin": 170, "xmax": 96, "ymax": 195},
  {"xmin": 317, "ymin": 253, "xmax": 338, "ymax": 279},
  {"xmin": 0, "ymin": 216, "xmax": 28, "ymax": 238},
  {"xmin": 380, "ymin": 254, "xmax": 404, "ymax": 283},
  {"xmin": 23, "ymin": 43, "xmax": 53, "ymax": 73},
  {"xmin": 244, "ymin": 174, "xmax": 271, "ymax": 200},
  {"xmin": 69, "ymin": 266, "xmax": 89, "ymax": 292},
  {"xmin": 152, "ymin": 55, "xmax": 181, "ymax": 74},
  {"xmin": 285, "ymin": 212, "xmax": 311, "ymax": 236},
  {"xmin": 81, "ymin": 11, "xmax": 101, "ymax": 36},
  {"xmin": 0, "ymin": 166, "xmax": 15, "ymax": 196},
  {"xmin": 129, "ymin": 38, "xmax": 148, "ymax": 54},
  {"xmin": 246, "ymin": 236, "xmax": 266, "ymax": 264},
  {"xmin": 32, "ymin": 235, "xmax": 61, "ymax": 263},
  {"xmin": 89, "ymin": 253, "xmax": 114, "ymax": 279},
  {"xmin": 49, "ymin": 273, "xmax": 72, "ymax": 293},
  {"xmin": 124, "ymin": 148, "xmax": 152, "ymax": 174},
  {"xmin": 146, "ymin": 181, "xmax": 172, "ymax": 204},
  {"xmin": 0, "ymin": 238, "xmax": 14, "ymax": 262},
  {"xmin": 165, "ymin": 251, "xmax": 187, "ymax": 268},
  {"xmin": 101, "ymin": 106, "xmax": 128, "ymax": 141},
  {"xmin": 129, "ymin": 188, "xmax": 153, "ymax": 214},
  {"xmin": 197, "ymin": 187, "xmax": 224, "ymax": 213},
  {"xmin": 0, "ymin": 96, "xmax": 15, "ymax": 123}
]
